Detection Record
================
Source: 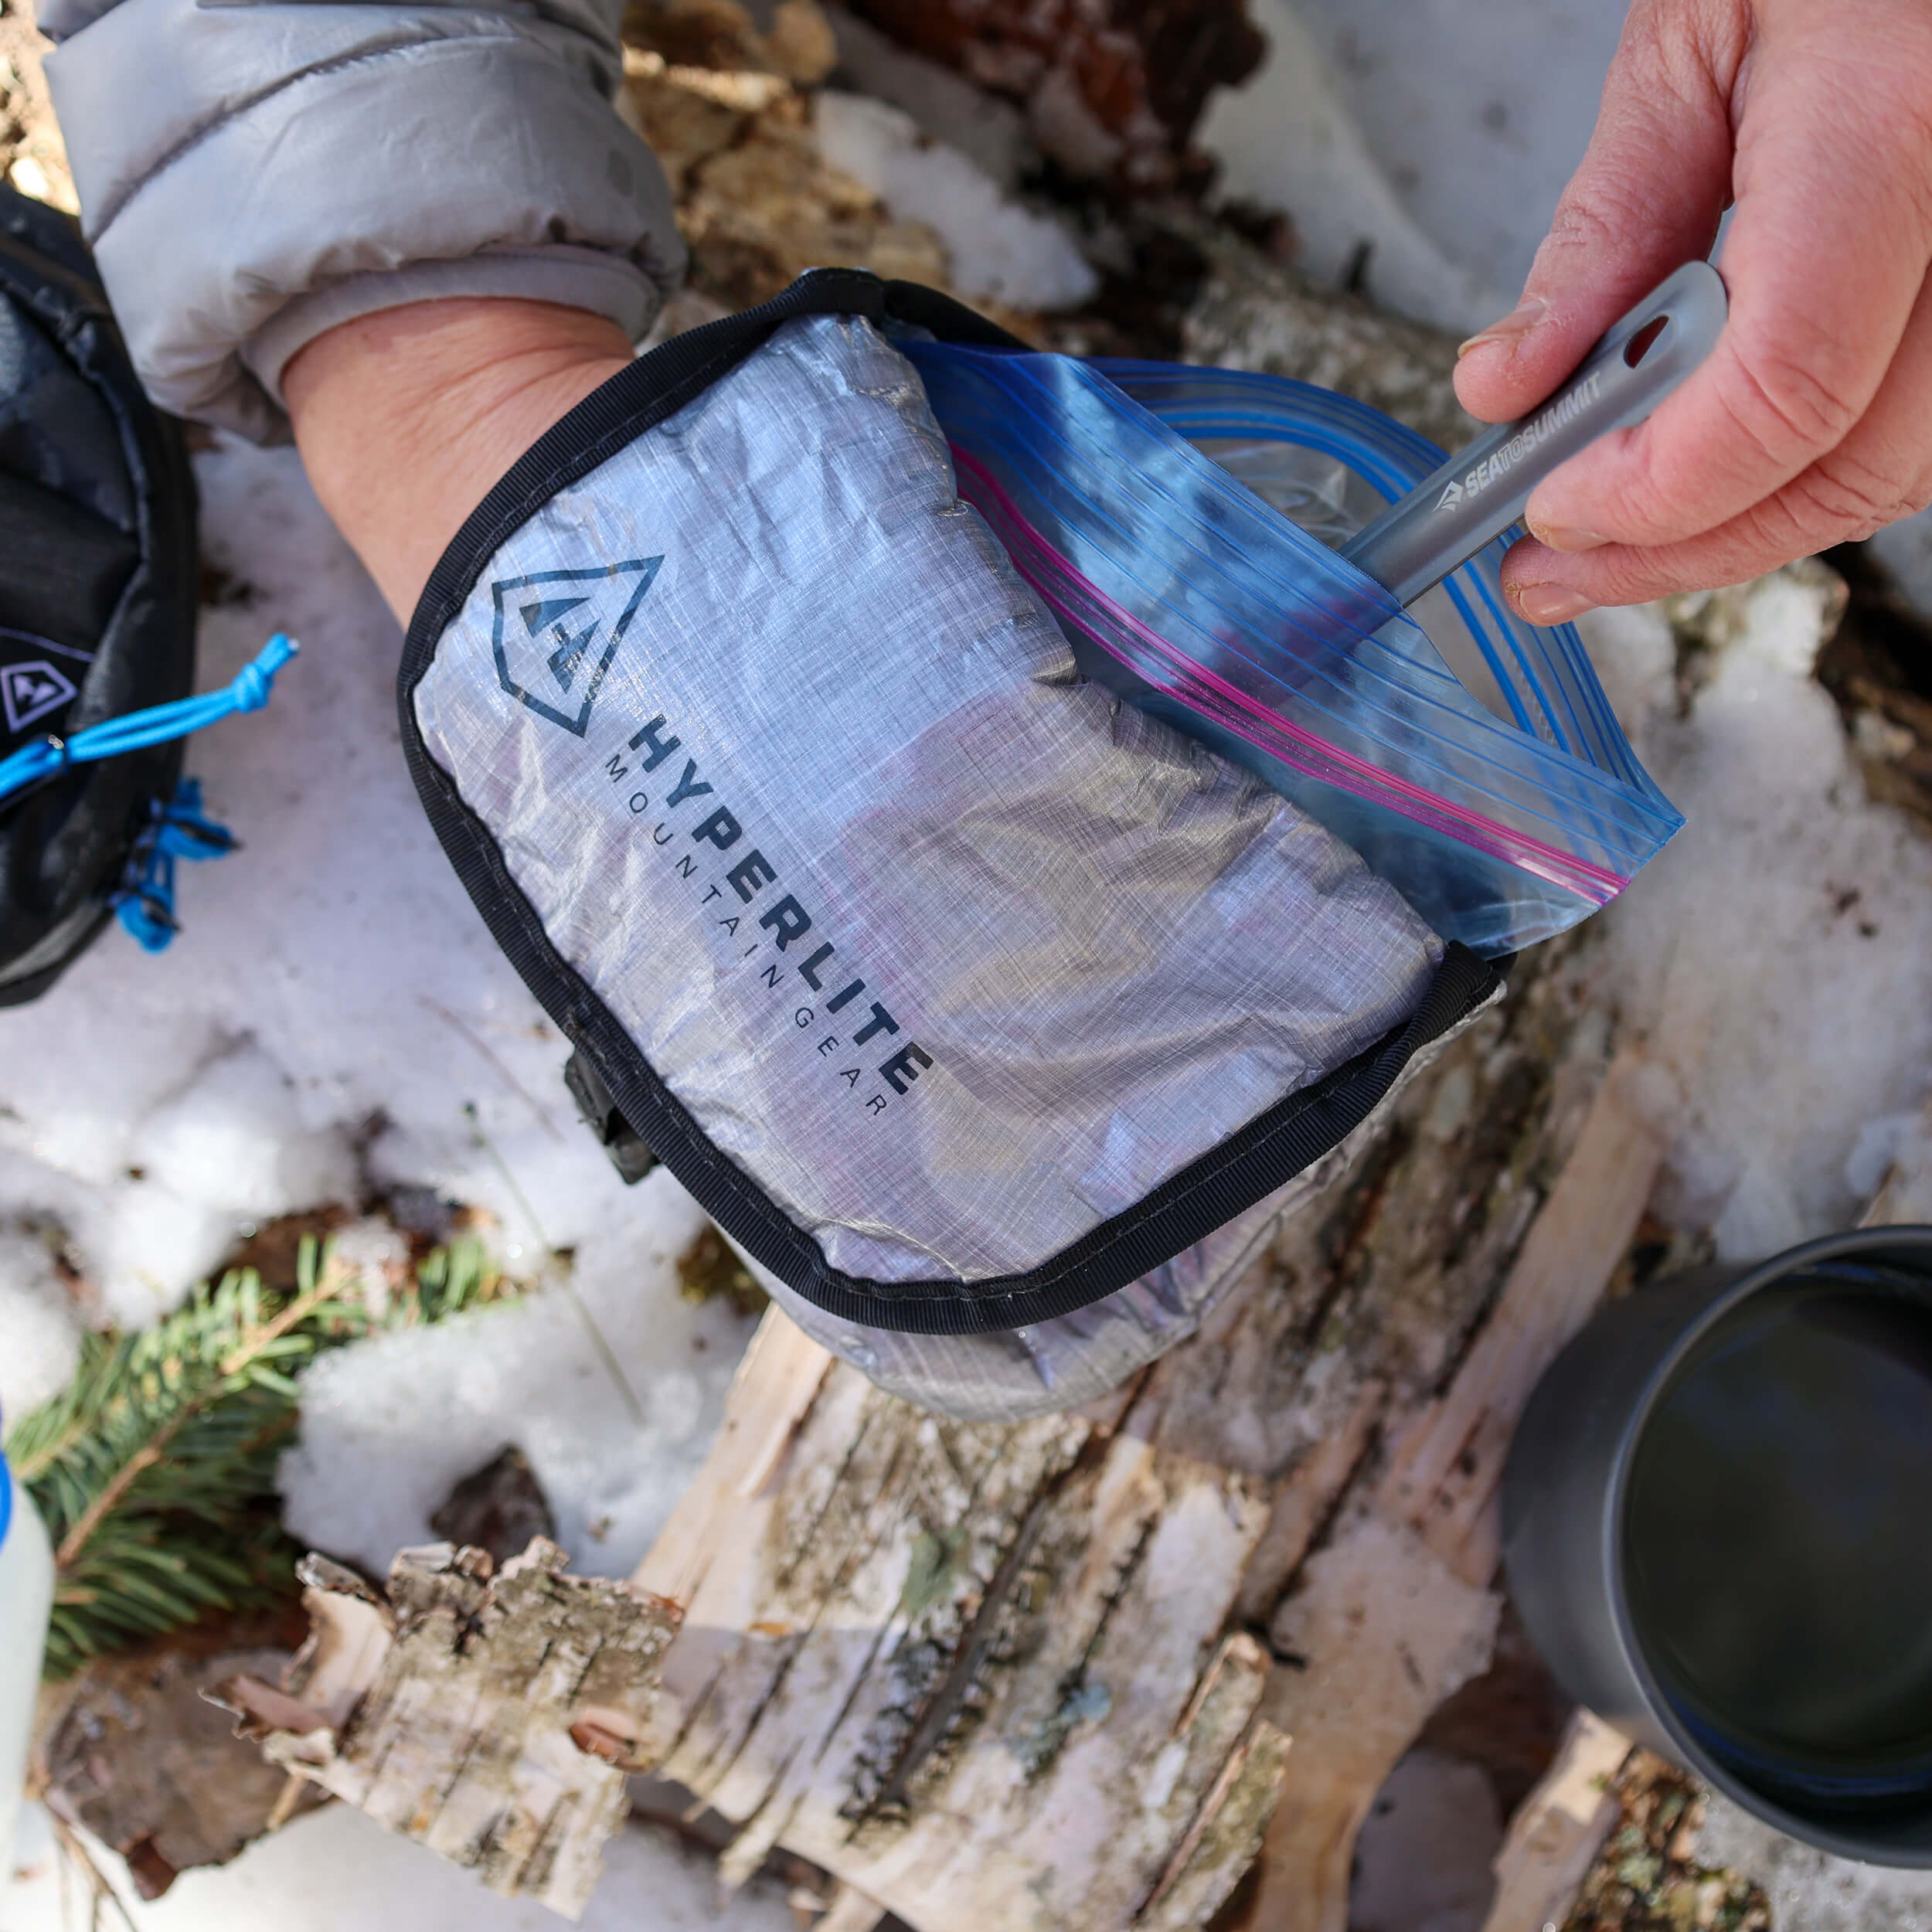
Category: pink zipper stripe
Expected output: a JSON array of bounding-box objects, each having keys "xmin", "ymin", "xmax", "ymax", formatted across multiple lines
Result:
[{"xmin": 950, "ymin": 444, "xmax": 1627, "ymax": 906}]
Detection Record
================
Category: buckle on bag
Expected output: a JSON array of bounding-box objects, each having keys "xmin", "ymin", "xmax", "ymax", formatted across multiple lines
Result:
[{"xmin": 563, "ymin": 1049, "xmax": 658, "ymax": 1185}]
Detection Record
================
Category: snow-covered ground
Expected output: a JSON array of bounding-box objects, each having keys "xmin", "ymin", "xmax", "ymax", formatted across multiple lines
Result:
[
  {"xmin": 1236, "ymin": 0, "xmax": 1625, "ymax": 311},
  {"xmin": 2, "ymin": 1799, "xmax": 796, "ymax": 1932},
  {"xmin": 1200, "ymin": 0, "xmax": 1623, "ymax": 332},
  {"xmin": 8, "ymin": 2, "xmax": 1932, "ymax": 1927},
  {"xmin": 1586, "ymin": 577, "xmax": 1932, "ymax": 1260},
  {"xmin": 0, "ymin": 437, "xmax": 769, "ymax": 1923},
  {"xmin": 815, "ymin": 88, "xmax": 1097, "ymax": 310},
  {"xmin": 0, "ymin": 438, "xmax": 763, "ymax": 1573}
]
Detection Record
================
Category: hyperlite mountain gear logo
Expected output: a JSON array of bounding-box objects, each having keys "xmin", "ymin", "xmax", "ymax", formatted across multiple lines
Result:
[
  {"xmin": 2, "ymin": 659, "xmax": 77, "ymax": 734},
  {"xmin": 490, "ymin": 558, "xmax": 662, "ymax": 736},
  {"xmin": 1433, "ymin": 366, "xmax": 1607, "ymax": 514},
  {"xmin": 0, "ymin": 628, "xmax": 90, "ymax": 740}
]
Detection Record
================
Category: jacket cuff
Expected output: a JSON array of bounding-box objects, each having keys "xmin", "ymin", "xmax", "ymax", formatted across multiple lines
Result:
[
  {"xmin": 46, "ymin": 12, "xmax": 685, "ymax": 440},
  {"xmin": 241, "ymin": 247, "xmax": 658, "ymax": 410}
]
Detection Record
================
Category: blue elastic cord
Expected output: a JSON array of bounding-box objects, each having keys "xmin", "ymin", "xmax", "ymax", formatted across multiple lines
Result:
[
  {"xmin": 0, "ymin": 632, "xmax": 298, "ymax": 805},
  {"xmin": 111, "ymin": 777, "xmax": 239, "ymax": 951}
]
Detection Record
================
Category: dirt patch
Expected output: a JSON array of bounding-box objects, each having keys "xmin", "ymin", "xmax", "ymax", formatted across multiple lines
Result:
[{"xmin": 1817, "ymin": 540, "xmax": 1932, "ymax": 831}]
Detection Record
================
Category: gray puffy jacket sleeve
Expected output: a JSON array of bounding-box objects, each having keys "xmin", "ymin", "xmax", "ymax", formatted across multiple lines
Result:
[{"xmin": 39, "ymin": 0, "xmax": 685, "ymax": 440}]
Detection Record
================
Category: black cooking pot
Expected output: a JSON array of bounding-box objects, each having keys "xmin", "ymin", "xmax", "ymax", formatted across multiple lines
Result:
[{"xmin": 1503, "ymin": 1225, "xmax": 1932, "ymax": 1864}]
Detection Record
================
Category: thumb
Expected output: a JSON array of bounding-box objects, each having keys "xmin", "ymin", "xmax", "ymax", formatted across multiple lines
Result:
[{"xmin": 1454, "ymin": 0, "xmax": 1740, "ymax": 425}]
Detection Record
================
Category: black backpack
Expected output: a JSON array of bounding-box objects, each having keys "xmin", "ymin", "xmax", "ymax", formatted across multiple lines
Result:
[{"xmin": 0, "ymin": 183, "xmax": 198, "ymax": 1003}]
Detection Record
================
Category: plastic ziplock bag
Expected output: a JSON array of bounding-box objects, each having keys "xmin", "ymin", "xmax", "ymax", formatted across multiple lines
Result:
[{"xmin": 898, "ymin": 339, "xmax": 1682, "ymax": 955}]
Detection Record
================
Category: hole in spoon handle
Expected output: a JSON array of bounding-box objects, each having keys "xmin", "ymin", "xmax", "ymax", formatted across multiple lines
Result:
[{"xmin": 1342, "ymin": 260, "xmax": 1730, "ymax": 610}]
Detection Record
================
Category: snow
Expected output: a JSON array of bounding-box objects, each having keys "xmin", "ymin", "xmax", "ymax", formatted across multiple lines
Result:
[
  {"xmin": 130, "ymin": 1041, "xmax": 357, "ymax": 1227},
  {"xmin": 1696, "ymin": 1788, "xmax": 1932, "ymax": 1931},
  {"xmin": 0, "ymin": 434, "xmax": 761, "ymax": 1563},
  {"xmin": 0, "ymin": 1236, "xmax": 78, "ymax": 1425},
  {"xmin": 820, "ymin": 5, "xmax": 1033, "ymax": 192},
  {"xmin": 1, "ymin": 1801, "xmax": 798, "ymax": 1932},
  {"xmin": 1579, "ymin": 576, "xmax": 1932, "ymax": 1260},
  {"xmin": 815, "ymin": 90, "xmax": 1098, "ymax": 311},
  {"xmin": 1876, "ymin": 1104, "xmax": 1932, "ymax": 1223},
  {"xmin": 1198, "ymin": 0, "xmax": 1512, "ymax": 334},
  {"xmin": 1199, "ymin": 0, "xmax": 1621, "ymax": 333},
  {"xmin": 279, "ymin": 1173, "xmax": 750, "ymax": 1578},
  {"xmin": 1282, "ymin": 0, "xmax": 1624, "ymax": 304}
]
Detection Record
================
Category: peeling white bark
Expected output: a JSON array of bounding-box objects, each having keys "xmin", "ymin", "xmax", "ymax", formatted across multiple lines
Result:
[
  {"xmin": 632, "ymin": 1331, "xmax": 1289, "ymax": 1931},
  {"xmin": 214, "ymin": 1539, "xmax": 679, "ymax": 1920}
]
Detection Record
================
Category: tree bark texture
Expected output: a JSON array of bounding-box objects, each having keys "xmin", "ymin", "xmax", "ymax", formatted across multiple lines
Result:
[
  {"xmin": 214, "ymin": 1539, "xmax": 680, "ymax": 1920},
  {"xmin": 624, "ymin": 927, "xmax": 1674, "ymax": 1931},
  {"xmin": 631, "ymin": 1311, "xmax": 1293, "ymax": 1931}
]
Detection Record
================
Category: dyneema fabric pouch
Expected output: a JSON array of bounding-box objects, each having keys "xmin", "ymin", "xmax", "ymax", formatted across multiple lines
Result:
[{"xmin": 400, "ymin": 270, "xmax": 1503, "ymax": 1410}]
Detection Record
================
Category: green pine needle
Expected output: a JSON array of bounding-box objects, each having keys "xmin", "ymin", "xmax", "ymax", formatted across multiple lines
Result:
[{"xmin": 4, "ymin": 1231, "xmax": 513, "ymax": 1679}]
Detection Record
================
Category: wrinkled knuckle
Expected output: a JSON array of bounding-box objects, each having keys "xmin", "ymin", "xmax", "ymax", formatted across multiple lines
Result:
[
  {"xmin": 1781, "ymin": 443, "xmax": 1919, "ymax": 540},
  {"xmin": 1605, "ymin": 573, "xmax": 1687, "ymax": 611},
  {"xmin": 1577, "ymin": 546, "xmax": 1672, "ymax": 609},
  {"xmin": 1745, "ymin": 494, "xmax": 1826, "ymax": 559},
  {"xmin": 1699, "ymin": 518, "xmax": 1790, "ymax": 593},
  {"xmin": 1721, "ymin": 339, "xmax": 1862, "ymax": 464}
]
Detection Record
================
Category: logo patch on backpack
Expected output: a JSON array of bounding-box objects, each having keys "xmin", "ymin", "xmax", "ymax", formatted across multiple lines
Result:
[
  {"xmin": 0, "ymin": 630, "xmax": 89, "ymax": 741},
  {"xmin": 489, "ymin": 558, "xmax": 663, "ymax": 736}
]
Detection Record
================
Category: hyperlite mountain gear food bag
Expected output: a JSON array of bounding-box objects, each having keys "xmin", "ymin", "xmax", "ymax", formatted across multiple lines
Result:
[{"xmin": 402, "ymin": 270, "xmax": 1666, "ymax": 1420}]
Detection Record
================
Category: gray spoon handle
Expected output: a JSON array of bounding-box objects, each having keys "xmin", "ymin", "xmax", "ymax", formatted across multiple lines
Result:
[{"xmin": 1340, "ymin": 259, "xmax": 1729, "ymax": 610}]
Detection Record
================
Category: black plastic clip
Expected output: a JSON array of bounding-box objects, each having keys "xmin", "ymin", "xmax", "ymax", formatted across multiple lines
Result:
[{"xmin": 563, "ymin": 1049, "xmax": 658, "ymax": 1185}]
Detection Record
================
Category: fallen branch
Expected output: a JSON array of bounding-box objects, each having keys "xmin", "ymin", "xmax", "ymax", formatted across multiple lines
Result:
[{"xmin": 213, "ymin": 1539, "xmax": 679, "ymax": 1920}]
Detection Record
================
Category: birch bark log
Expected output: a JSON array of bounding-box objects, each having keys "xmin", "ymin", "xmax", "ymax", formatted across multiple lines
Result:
[{"xmin": 627, "ymin": 930, "xmax": 1651, "ymax": 1930}]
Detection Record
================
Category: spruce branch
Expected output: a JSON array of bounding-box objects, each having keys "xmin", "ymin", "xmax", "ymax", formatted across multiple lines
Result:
[{"xmin": 5, "ymin": 1231, "xmax": 513, "ymax": 1678}]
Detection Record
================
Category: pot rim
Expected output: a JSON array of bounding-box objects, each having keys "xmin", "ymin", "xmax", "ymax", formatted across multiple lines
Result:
[{"xmin": 1600, "ymin": 1223, "xmax": 1932, "ymax": 1864}]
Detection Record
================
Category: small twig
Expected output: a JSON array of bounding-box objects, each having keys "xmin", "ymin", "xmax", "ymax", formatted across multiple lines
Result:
[
  {"xmin": 44, "ymin": 1804, "xmax": 138, "ymax": 1932},
  {"xmin": 53, "ymin": 1440, "xmax": 170, "ymax": 1572},
  {"xmin": 464, "ymin": 1102, "xmax": 645, "ymax": 1425},
  {"xmin": 219, "ymin": 1240, "xmax": 348, "ymax": 1376},
  {"xmin": 265, "ymin": 1771, "xmax": 310, "ymax": 1832}
]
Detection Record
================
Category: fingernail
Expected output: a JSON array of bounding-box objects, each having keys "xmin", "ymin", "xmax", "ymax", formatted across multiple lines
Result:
[
  {"xmin": 1532, "ymin": 521, "xmax": 1611, "ymax": 554},
  {"xmin": 1513, "ymin": 583, "xmax": 1596, "ymax": 626},
  {"xmin": 1457, "ymin": 297, "xmax": 1549, "ymax": 359}
]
